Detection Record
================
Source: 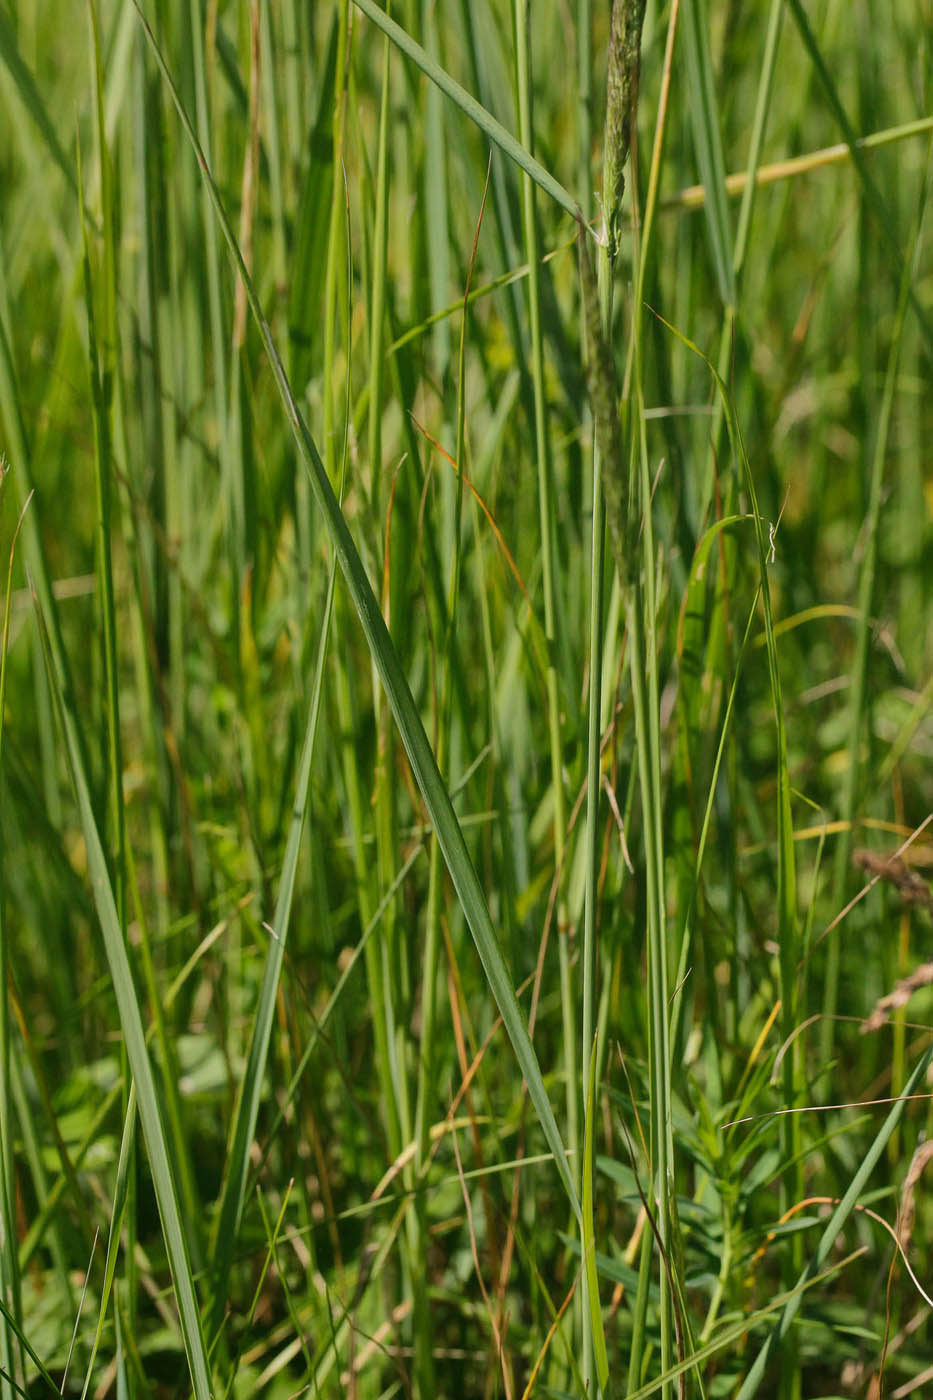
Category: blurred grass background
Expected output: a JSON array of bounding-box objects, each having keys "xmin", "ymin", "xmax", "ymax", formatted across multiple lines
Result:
[{"xmin": 0, "ymin": 0, "xmax": 931, "ymax": 1396}]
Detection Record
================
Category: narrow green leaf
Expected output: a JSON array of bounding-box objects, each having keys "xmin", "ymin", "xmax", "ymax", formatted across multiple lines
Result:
[
  {"xmin": 134, "ymin": 0, "xmax": 580, "ymax": 1225},
  {"xmin": 352, "ymin": 0, "xmax": 581, "ymax": 224},
  {"xmin": 209, "ymin": 535, "xmax": 339, "ymax": 1318},
  {"xmin": 78, "ymin": 1088, "xmax": 137, "ymax": 1400},
  {"xmin": 32, "ymin": 596, "xmax": 213, "ymax": 1400},
  {"xmin": 0, "ymin": 473, "xmax": 27, "ymax": 1398},
  {"xmin": 512, "ymin": 0, "xmax": 579, "ymax": 1243},
  {"xmin": 582, "ymin": 1035, "xmax": 609, "ymax": 1393},
  {"xmin": 681, "ymin": 0, "xmax": 735, "ymax": 306}
]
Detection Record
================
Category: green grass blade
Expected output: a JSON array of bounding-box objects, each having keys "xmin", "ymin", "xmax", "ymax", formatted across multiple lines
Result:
[
  {"xmin": 134, "ymin": 0, "xmax": 581, "ymax": 1225},
  {"xmin": 422, "ymin": 0, "xmax": 453, "ymax": 377},
  {"xmin": 80, "ymin": 19, "xmax": 141, "ymax": 1374},
  {"xmin": 680, "ymin": 0, "xmax": 735, "ymax": 307},
  {"xmin": 731, "ymin": 0, "xmax": 783, "ymax": 277},
  {"xmin": 366, "ymin": 26, "xmax": 391, "ymax": 516},
  {"xmin": 208, "ymin": 531, "xmax": 339, "ymax": 1324},
  {"xmin": 0, "ymin": 479, "xmax": 26, "ymax": 1398},
  {"xmin": 582, "ymin": 1035, "xmax": 609, "ymax": 1394},
  {"xmin": 78, "ymin": 1086, "xmax": 137, "ymax": 1400},
  {"xmin": 352, "ymin": 0, "xmax": 580, "ymax": 223},
  {"xmin": 513, "ymin": 0, "xmax": 578, "ymax": 1221},
  {"xmin": 31, "ymin": 595, "xmax": 213, "ymax": 1400}
]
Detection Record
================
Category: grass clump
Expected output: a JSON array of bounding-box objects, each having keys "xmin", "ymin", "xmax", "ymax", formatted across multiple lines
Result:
[{"xmin": 0, "ymin": 1, "xmax": 931, "ymax": 1397}]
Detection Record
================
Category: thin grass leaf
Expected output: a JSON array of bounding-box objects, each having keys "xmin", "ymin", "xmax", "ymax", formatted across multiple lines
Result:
[
  {"xmin": 422, "ymin": 0, "xmax": 452, "ymax": 376},
  {"xmin": 352, "ymin": 0, "xmax": 580, "ymax": 223},
  {"xmin": 366, "ymin": 25, "xmax": 391, "ymax": 513},
  {"xmin": 731, "ymin": 0, "xmax": 783, "ymax": 277},
  {"xmin": 582, "ymin": 1035, "xmax": 609, "ymax": 1394},
  {"xmin": 31, "ymin": 594, "xmax": 213, "ymax": 1400},
  {"xmin": 78, "ymin": 1087, "xmax": 136, "ymax": 1400},
  {"xmin": 185, "ymin": 0, "xmax": 229, "ymax": 518},
  {"xmin": 0, "ymin": 478, "xmax": 27, "ymax": 1400},
  {"xmin": 0, "ymin": 1289, "xmax": 59, "ymax": 1398},
  {"xmin": 680, "ymin": 0, "xmax": 735, "ymax": 306},
  {"xmin": 208, "ymin": 526, "xmax": 339, "ymax": 1322},
  {"xmin": 134, "ymin": 0, "xmax": 581, "ymax": 1224}
]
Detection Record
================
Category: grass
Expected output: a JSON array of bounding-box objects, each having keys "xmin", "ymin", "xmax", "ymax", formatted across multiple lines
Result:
[{"xmin": 0, "ymin": 1, "xmax": 931, "ymax": 1396}]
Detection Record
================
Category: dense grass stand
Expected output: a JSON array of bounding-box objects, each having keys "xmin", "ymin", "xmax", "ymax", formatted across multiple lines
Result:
[{"xmin": 0, "ymin": 1, "xmax": 930, "ymax": 1397}]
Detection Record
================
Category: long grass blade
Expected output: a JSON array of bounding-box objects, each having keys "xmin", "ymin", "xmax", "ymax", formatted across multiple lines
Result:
[
  {"xmin": 32, "ymin": 594, "xmax": 213, "ymax": 1400},
  {"xmin": 134, "ymin": 0, "xmax": 581, "ymax": 1224},
  {"xmin": 0, "ymin": 480, "xmax": 27, "ymax": 1399},
  {"xmin": 78, "ymin": 1086, "xmax": 137, "ymax": 1400},
  {"xmin": 352, "ymin": 0, "xmax": 580, "ymax": 223},
  {"xmin": 208, "ymin": 529, "xmax": 339, "ymax": 1324},
  {"xmin": 582, "ymin": 1035, "xmax": 608, "ymax": 1393},
  {"xmin": 680, "ymin": 0, "xmax": 735, "ymax": 307}
]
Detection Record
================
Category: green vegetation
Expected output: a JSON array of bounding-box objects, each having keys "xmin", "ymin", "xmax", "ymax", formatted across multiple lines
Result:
[{"xmin": 0, "ymin": 1, "xmax": 931, "ymax": 1396}]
